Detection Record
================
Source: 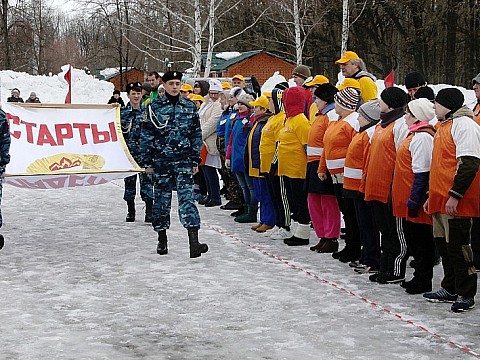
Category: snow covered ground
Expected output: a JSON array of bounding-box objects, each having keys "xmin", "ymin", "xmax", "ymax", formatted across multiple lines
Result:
[{"xmin": 0, "ymin": 182, "xmax": 479, "ymax": 359}]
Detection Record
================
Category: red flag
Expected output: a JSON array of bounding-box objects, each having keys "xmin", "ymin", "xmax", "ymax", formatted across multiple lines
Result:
[
  {"xmin": 384, "ymin": 70, "xmax": 395, "ymax": 88},
  {"xmin": 64, "ymin": 65, "xmax": 72, "ymax": 103}
]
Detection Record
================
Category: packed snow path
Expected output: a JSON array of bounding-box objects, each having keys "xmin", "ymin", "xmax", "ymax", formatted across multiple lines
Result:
[{"xmin": 1, "ymin": 181, "xmax": 479, "ymax": 359}]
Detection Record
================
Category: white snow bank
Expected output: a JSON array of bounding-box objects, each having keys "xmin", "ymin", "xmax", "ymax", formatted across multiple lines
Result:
[{"xmin": 215, "ymin": 52, "xmax": 242, "ymax": 61}]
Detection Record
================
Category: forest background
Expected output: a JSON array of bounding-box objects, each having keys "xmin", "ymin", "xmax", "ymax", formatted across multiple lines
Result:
[{"xmin": 1, "ymin": 0, "xmax": 478, "ymax": 88}]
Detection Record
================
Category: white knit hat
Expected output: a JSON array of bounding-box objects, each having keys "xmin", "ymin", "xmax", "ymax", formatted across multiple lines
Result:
[
  {"xmin": 407, "ymin": 98, "xmax": 435, "ymax": 121},
  {"xmin": 208, "ymin": 79, "xmax": 223, "ymax": 92}
]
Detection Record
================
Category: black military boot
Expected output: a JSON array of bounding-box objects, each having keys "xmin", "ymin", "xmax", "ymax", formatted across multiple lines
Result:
[
  {"xmin": 144, "ymin": 199, "xmax": 153, "ymax": 223},
  {"xmin": 126, "ymin": 200, "xmax": 135, "ymax": 222},
  {"xmin": 157, "ymin": 230, "xmax": 168, "ymax": 255},
  {"xmin": 188, "ymin": 228, "xmax": 208, "ymax": 258},
  {"xmin": 0, "ymin": 234, "xmax": 4, "ymax": 250}
]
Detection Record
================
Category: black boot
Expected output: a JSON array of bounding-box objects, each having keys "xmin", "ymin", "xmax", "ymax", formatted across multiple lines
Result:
[
  {"xmin": 157, "ymin": 230, "xmax": 168, "ymax": 255},
  {"xmin": 126, "ymin": 200, "xmax": 135, "ymax": 222},
  {"xmin": 144, "ymin": 199, "xmax": 153, "ymax": 223},
  {"xmin": 0, "ymin": 234, "xmax": 4, "ymax": 250},
  {"xmin": 188, "ymin": 228, "xmax": 208, "ymax": 258}
]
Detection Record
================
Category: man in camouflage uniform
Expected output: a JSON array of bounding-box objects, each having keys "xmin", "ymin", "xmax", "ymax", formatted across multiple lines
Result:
[
  {"xmin": 121, "ymin": 82, "xmax": 154, "ymax": 222},
  {"xmin": 0, "ymin": 109, "xmax": 11, "ymax": 250},
  {"xmin": 140, "ymin": 71, "xmax": 208, "ymax": 258}
]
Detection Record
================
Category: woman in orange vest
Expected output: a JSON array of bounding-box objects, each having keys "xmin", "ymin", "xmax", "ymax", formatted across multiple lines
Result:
[
  {"xmin": 318, "ymin": 87, "xmax": 361, "ymax": 262},
  {"xmin": 364, "ymin": 87, "xmax": 410, "ymax": 285},
  {"xmin": 423, "ymin": 88, "xmax": 480, "ymax": 312},
  {"xmin": 392, "ymin": 98, "xmax": 436, "ymax": 294},
  {"xmin": 307, "ymin": 83, "xmax": 341, "ymax": 253},
  {"xmin": 343, "ymin": 100, "xmax": 381, "ymax": 273}
]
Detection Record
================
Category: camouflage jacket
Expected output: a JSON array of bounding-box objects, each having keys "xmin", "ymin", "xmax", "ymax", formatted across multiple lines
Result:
[
  {"xmin": 0, "ymin": 110, "xmax": 11, "ymax": 174},
  {"xmin": 120, "ymin": 102, "xmax": 147, "ymax": 163},
  {"xmin": 140, "ymin": 95, "xmax": 202, "ymax": 169}
]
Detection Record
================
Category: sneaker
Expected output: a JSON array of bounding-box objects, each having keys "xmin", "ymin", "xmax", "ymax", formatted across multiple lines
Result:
[
  {"xmin": 376, "ymin": 273, "xmax": 405, "ymax": 284},
  {"xmin": 423, "ymin": 288, "xmax": 458, "ymax": 303},
  {"xmin": 270, "ymin": 227, "xmax": 292, "ymax": 240},
  {"xmin": 451, "ymin": 296, "xmax": 475, "ymax": 312},
  {"xmin": 354, "ymin": 266, "xmax": 379, "ymax": 274},
  {"xmin": 264, "ymin": 226, "xmax": 279, "ymax": 237}
]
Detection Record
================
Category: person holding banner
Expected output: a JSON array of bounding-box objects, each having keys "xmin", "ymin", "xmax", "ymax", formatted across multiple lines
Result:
[
  {"xmin": 121, "ymin": 82, "xmax": 154, "ymax": 223},
  {"xmin": 141, "ymin": 71, "xmax": 208, "ymax": 259},
  {"xmin": 0, "ymin": 109, "xmax": 11, "ymax": 250}
]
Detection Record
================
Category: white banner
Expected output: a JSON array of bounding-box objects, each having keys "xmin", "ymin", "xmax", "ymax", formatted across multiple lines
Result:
[{"xmin": 3, "ymin": 104, "xmax": 142, "ymax": 189}]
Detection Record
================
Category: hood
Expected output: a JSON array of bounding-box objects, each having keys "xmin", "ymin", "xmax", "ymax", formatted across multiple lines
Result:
[
  {"xmin": 354, "ymin": 70, "xmax": 377, "ymax": 82},
  {"xmin": 283, "ymin": 86, "xmax": 307, "ymax": 118},
  {"xmin": 450, "ymin": 106, "xmax": 474, "ymax": 120}
]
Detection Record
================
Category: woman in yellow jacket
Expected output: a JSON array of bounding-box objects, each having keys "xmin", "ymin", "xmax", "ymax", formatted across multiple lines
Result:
[{"xmin": 277, "ymin": 86, "xmax": 311, "ymax": 245}]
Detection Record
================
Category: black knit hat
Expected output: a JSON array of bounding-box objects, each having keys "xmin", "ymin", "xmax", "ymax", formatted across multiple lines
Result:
[
  {"xmin": 314, "ymin": 83, "xmax": 338, "ymax": 104},
  {"xmin": 113, "ymin": 89, "xmax": 121, "ymax": 95},
  {"xmin": 413, "ymin": 86, "xmax": 435, "ymax": 101},
  {"xmin": 435, "ymin": 88, "xmax": 464, "ymax": 110},
  {"xmin": 380, "ymin": 87, "xmax": 409, "ymax": 109},
  {"xmin": 125, "ymin": 82, "xmax": 142, "ymax": 93},
  {"xmin": 404, "ymin": 71, "xmax": 426, "ymax": 89},
  {"xmin": 162, "ymin": 71, "xmax": 183, "ymax": 82}
]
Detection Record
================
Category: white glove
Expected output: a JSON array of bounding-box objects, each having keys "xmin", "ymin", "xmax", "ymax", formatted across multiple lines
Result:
[{"xmin": 225, "ymin": 159, "xmax": 231, "ymax": 168}]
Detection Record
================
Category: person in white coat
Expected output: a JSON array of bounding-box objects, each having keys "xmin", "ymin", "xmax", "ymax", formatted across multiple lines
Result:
[{"xmin": 199, "ymin": 79, "xmax": 224, "ymax": 207}]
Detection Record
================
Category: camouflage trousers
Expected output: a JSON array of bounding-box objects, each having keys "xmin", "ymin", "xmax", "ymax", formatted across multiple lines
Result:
[
  {"xmin": 152, "ymin": 161, "xmax": 200, "ymax": 232},
  {"xmin": 123, "ymin": 172, "xmax": 154, "ymax": 202},
  {"xmin": 216, "ymin": 136, "xmax": 243, "ymax": 203}
]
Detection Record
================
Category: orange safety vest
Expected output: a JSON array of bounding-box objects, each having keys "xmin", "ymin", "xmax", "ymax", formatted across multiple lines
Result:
[
  {"xmin": 307, "ymin": 112, "xmax": 329, "ymax": 162},
  {"xmin": 392, "ymin": 132, "xmax": 432, "ymax": 224},
  {"xmin": 428, "ymin": 119, "xmax": 480, "ymax": 216},
  {"xmin": 318, "ymin": 111, "xmax": 358, "ymax": 175},
  {"xmin": 364, "ymin": 121, "xmax": 397, "ymax": 203},
  {"xmin": 344, "ymin": 126, "xmax": 374, "ymax": 192}
]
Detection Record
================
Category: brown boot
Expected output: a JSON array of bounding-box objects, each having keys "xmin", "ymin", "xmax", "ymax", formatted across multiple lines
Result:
[
  {"xmin": 318, "ymin": 238, "xmax": 339, "ymax": 253},
  {"xmin": 255, "ymin": 224, "xmax": 273, "ymax": 233},
  {"xmin": 310, "ymin": 238, "xmax": 326, "ymax": 252},
  {"xmin": 251, "ymin": 223, "xmax": 262, "ymax": 231}
]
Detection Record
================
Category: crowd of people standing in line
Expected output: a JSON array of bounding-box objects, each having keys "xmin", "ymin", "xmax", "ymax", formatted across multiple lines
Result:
[
  {"xmin": 163, "ymin": 51, "xmax": 479, "ymax": 313},
  {"xmin": 108, "ymin": 52, "xmax": 480, "ymax": 313}
]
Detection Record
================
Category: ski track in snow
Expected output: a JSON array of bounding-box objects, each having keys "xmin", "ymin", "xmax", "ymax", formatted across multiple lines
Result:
[{"xmin": 0, "ymin": 180, "xmax": 479, "ymax": 360}]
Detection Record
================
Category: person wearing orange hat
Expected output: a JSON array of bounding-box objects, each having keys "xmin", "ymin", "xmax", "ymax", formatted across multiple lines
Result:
[
  {"xmin": 232, "ymin": 74, "xmax": 245, "ymax": 89},
  {"xmin": 335, "ymin": 51, "xmax": 378, "ymax": 102}
]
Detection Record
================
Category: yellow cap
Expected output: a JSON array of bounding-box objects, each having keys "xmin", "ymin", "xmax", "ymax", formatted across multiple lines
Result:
[
  {"xmin": 263, "ymin": 91, "xmax": 272, "ymax": 98},
  {"xmin": 222, "ymin": 81, "xmax": 232, "ymax": 90},
  {"xmin": 305, "ymin": 75, "xmax": 329, "ymax": 87},
  {"xmin": 335, "ymin": 51, "xmax": 360, "ymax": 64},
  {"xmin": 337, "ymin": 78, "xmax": 361, "ymax": 90},
  {"xmin": 249, "ymin": 95, "xmax": 269, "ymax": 109},
  {"xmin": 190, "ymin": 94, "xmax": 204, "ymax": 103},
  {"xmin": 232, "ymin": 74, "xmax": 245, "ymax": 81},
  {"xmin": 180, "ymin": 83, "xmax": 193, "ymax": 92}
]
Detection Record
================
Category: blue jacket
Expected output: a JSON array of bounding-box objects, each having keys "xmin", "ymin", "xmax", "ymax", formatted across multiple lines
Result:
[
  {"xmin": 0, "ymin": 110, "xmax": 11, "ymax": 174},
  {"xmin": 120, "ymin": 102, "xmax": 146, "ymax": 163},
  {"xmin": 140, "ymin": 95, "xmax": 202, "ymax": 169},
  {"xmin": 217, "ymin": 106, "xmax": 235, "ymax": 138},
  {"xmin": 229, "ymin": 110, "xmax": 253, "ymax": 173}
]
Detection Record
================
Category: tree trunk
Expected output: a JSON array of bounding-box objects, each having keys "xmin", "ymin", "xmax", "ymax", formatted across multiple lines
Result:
[
  {"xmin": 203, "ymin": 0, "xmax": 215, "ymax": 78},
  {"xmin": 192, "ymin": 0, "xmax": 202, "ymax": 77},
  {"xmin": 341, "ymin": 0, "xmax": 349, "ymax": 56},
  {"xmin": 293, "ymin": 0, "xmax": 302, "ymax": 64}
]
